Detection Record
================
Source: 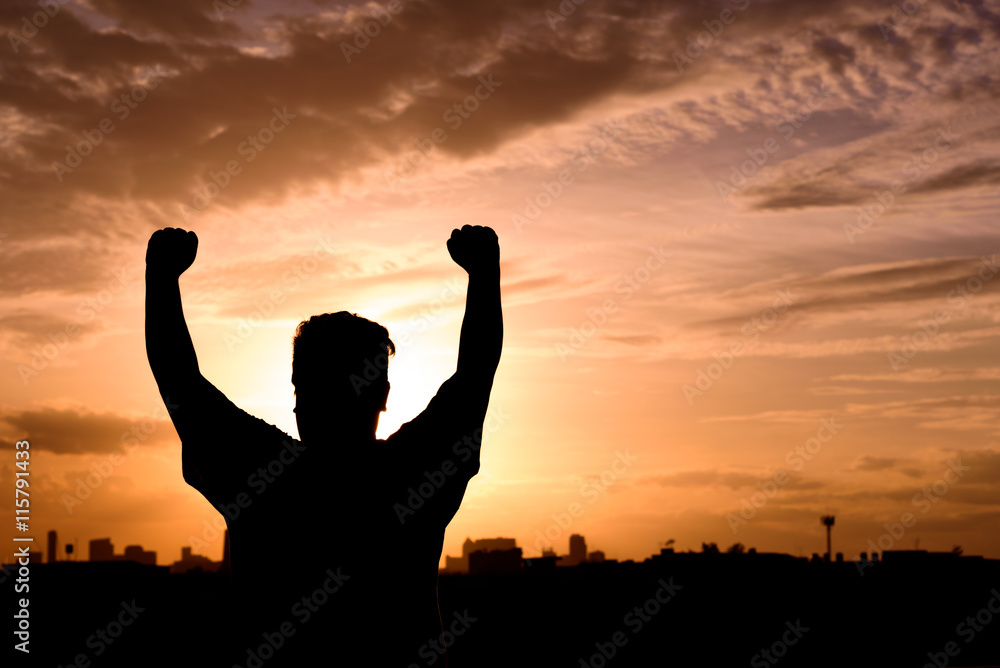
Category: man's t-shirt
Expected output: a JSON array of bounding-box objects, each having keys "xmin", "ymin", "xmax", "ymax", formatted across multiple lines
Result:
[{"xmin": 173, "ymin": 375, "xmax": 488, "ymax": 666}]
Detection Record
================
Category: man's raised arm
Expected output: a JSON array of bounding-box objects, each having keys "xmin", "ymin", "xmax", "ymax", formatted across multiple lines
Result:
[
  {"xmin": 145, "ymin": 227, "xmax": 201, "ymax": 397},
  {"xmin": 145, "ymin": 227, "xmax": 296, "ymax": 498},
  {"xmin": 145, "ymin": 227, "xmax": 229, "ymax": 490},
  {"xmin": 449, "ymin": 225, "xmax": 503, "ymax": 387}
]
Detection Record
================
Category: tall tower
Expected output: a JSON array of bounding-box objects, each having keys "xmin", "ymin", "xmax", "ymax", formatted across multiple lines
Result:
[
  {"xmin": 568, "ymin": 534, "xmax": 587, "ymax": 566},
  {"xmin": 47, "ymin": 530, "xmax": 57, "ymax": 563},
  {"xmin": 821, "ymin": 515, "xmax": 835, "ymax": 562}
]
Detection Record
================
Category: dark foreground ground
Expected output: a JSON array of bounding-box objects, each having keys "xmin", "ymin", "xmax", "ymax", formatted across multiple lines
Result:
[{"xmin": 3, "ymin": 552, "xmax": 999, "ymax": 667}]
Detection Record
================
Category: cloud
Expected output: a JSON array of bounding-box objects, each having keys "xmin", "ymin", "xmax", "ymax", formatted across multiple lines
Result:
[
  {"xmin": 852, "ymin": 455, "xmax": 897, "ymax": 472},
  {"xmin": 86, "ymin": 0, "xmax": 249, "ymax": 39},
  {"xmin": 708, "ymin": 395, "xmax": 1000, "ymax": 433},
  {"xmin": 694, "ymin": 255, "xmax": 1000, "ymax": 331},
  {"xmin": 4, "ymin": 0, "xmax": 998, "ymax": 294},
  {"xmin": 829, "ymin": 367, "xmax": 1000, "ymax": 384},
  {"xmin": 0, "ymin": 406, "xmax": 176, "ymax": 454},
  {"xmin": 644, "ymin": 468, "xmax": 821, "ymax": 492}
]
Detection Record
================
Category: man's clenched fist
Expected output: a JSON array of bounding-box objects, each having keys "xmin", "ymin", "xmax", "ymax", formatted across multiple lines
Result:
[
  {"xmin": 146, "ymin": 227, "xmax": 198, "ymax": 278},
  {"xmin": 447, "ymin": 225, "xmax": 499, "ymax": 276}
]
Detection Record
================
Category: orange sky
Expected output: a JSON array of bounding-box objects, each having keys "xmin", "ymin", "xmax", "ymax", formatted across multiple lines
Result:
[{"xmin": 2, "ymin": 0, "xmax": 1000, "ymax": 567}]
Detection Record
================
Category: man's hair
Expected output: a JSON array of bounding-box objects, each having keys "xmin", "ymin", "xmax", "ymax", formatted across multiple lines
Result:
[{"xmin": 291, "ymin": 311, "xmax": 395, "ymax": 400}]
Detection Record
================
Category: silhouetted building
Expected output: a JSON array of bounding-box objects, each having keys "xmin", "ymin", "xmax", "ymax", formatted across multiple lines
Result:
[
  {"xmin": 88, "ymin": 538, "xmax": 156, "ymax": 565},
  {"xmin": 90, "ymin": 538, "xmax": 114, "ymax": 562},
  {"xmin": 444, "ymin": 537, "xmax": 518, "ymax": 573},
  {"xmin": 524, "ymin": 555, "xmax": 561, "ymax": 570},
  {"xmin": 469, "ymin": 547, "xmax": 523, "ymax": 575},
  {"xmin": 123, "ymin": 545, "xmax": 157, "ymax": 566},
  {"xmin": 567, "ymin": 534, "xmax": 587, "ymax": 566},
  {"xmin": 171, "ymin": 545, "xmax": 221, "ymax": 574},
  {"xmin": 16, "ymin": 550, "xmax": 44, "ymax": 564},
  {"xmin": 588, "ymin": 550, "xmax": 605, "ymax": 563},
  {"xmin": 48, "ymin": 530, "xmax": 57, "ymax": 563},
  {"xmin": 881, "ymin": 550, "xmax": 962, "ymax": 565}
]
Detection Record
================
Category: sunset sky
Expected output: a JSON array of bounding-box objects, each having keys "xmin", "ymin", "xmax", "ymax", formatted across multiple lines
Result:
[{"xmin": 2, "ymin": 0, "xmax": 1000, "ymax": 568}]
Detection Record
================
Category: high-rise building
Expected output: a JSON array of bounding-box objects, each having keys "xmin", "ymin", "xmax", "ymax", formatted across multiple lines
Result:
[
  {"xmin": 89, "ymin": 538, "xmax": 114, "ymax": 562},
  {"xmin": 47, "ymin": 530, "xmax": 57, "ymax": 563},
  {"xmin": 567, "ymin": 534, "xmax": 587, "ymax": 566}
]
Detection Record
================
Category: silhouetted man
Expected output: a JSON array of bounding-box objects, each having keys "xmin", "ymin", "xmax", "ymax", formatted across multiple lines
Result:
[{"xmin": 145, "ymin": 225, "xmax": 502, "ymax": 666}]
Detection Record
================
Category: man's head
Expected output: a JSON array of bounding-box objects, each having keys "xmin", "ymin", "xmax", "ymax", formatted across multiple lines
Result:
[{"xmin": 291, "ymin": 311, "xmax": 395, "ymax": 441}]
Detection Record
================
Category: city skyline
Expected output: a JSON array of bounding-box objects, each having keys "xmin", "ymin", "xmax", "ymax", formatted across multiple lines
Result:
[{"xmin": 17, "ymin": 521, "xmax": 984, "ymax": 571}]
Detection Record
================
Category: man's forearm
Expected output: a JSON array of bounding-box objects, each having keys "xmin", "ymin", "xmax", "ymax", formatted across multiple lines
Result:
[
  {"xmin": 456, "ymin": 269, "xmax": 502, "ymax": 377},
  {"xmin": 145, "ymin": 271, "xmax": 200, "ymax": 390}
]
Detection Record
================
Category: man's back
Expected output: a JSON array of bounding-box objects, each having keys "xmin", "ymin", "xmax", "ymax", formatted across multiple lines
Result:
[{"xmin": 183, "ymin": 378, "xmax": 483, "ymax": 666}]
